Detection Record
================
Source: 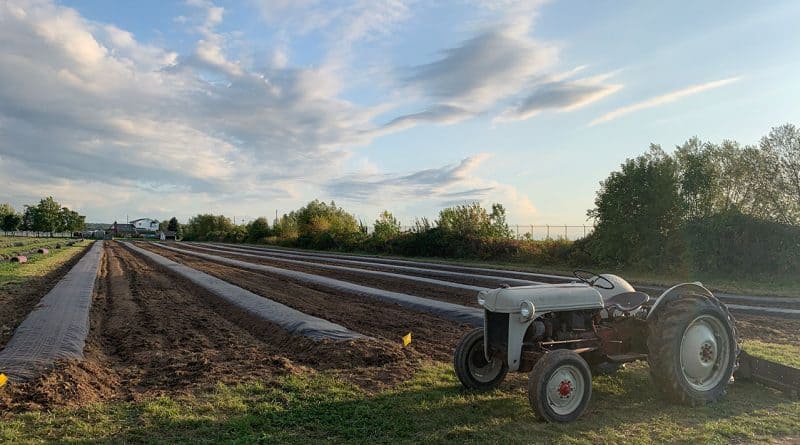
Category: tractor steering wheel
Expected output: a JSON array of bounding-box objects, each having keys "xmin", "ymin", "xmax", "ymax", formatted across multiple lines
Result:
[{"xmin": 573, "ymin": 269, "xmax": 615, "ymax": 290}]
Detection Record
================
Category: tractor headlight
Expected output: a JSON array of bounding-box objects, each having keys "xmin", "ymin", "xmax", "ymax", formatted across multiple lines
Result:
[
  {"xmin": 477, "ymin": 291, "xmax": 486, "ymax": 306},
  {"xmin": 519, "ymin": 301, "xmax": 535, "ymax": 321}
]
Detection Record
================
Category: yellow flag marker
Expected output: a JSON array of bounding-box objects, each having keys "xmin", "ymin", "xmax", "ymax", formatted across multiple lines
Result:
[
  {"xmin": 0, "ymin": 373, "xmax": 7, "ymax": 388},
  {"xmin": 402, "ymin": 332, "xmax": 412, "ymax": 347}
]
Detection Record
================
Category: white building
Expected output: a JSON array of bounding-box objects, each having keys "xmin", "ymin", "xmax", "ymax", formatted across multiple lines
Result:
[{"xmin": 130, "ymin": 218, "xmax": 159, "ymax": 232}]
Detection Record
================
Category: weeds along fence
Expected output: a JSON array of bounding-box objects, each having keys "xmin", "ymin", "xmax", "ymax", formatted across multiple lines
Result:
[
  {"xmin": 390, "ymin": 225, "xmax": 594, "ymax": 241},
  {"xmin": 1, "ymin": 231, "xmax": 74, "ymax": 238}
]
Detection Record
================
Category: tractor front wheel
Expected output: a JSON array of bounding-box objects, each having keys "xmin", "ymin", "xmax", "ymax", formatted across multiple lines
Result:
[
  {"xmin": 647, "ymin": 294, "xmax": 737, "ymax": 406},
  {"xmin": 453, "ymin": 328, "xmax": 507, "ymax": 390},
  {"xmin": 528, "ymin": 349, "xmax": 593, "ymax": 423}
]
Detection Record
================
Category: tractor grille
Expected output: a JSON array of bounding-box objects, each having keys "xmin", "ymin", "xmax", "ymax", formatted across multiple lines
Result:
[{"xmin": 484, "ymin": 310, "xmax": 509, "ymax": 355}]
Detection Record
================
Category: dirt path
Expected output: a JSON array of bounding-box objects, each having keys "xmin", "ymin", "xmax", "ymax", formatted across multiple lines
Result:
[
  {"xmin": 177, "ymin": 243, "xmax": 483, "ymax": 307},
  {"xmin": 0, "ymin": 243, "xmax": 92, "ymax": 348},
  {"xmin": 1, "ymin": 242, "xmax": 418, "ymax": 411},
  {"xmin": 735, "ymin": 314, "xmax": 800, "ymax": 347},
  {"xmin": 141, "ymin": 243, "xmax": 472, "ymax": 361}
]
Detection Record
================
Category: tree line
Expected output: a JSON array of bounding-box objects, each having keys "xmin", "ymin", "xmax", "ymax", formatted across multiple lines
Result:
[
  {"xmin": 0, "ymin": 197, "xmax": 86, "ymax": 233},
  {"xmin": 180, "ymin": 123, "xmax": 799, "ymax": 279},
  {"xmin": 181, "ymin": 199, "xmax": 516, "ymax": 257},
  {"xmin": 585, "ymin": 123, "xmax": 800, "ymax": 275}
]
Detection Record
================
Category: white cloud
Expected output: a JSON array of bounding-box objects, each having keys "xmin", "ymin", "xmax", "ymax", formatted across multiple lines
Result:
[
  {"xmin": 387, "ymin": 21, "xmax": 557, "ymax": 126},
  {"xmin": 589, "ymin": 77, "xmax": 741, "ymax": 126},
  {"xmin": 0, "ymin": 0, "xmax": 379, "ymax": 220},
  {"xmin": 325, "ymin": 154, "xmax": 537, "ymax": 221},
  {"xmin": 496, "ymin": 73, "xmax": 622, "ymax": 122}
]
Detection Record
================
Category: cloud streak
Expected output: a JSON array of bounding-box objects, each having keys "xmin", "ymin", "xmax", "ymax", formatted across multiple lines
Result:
[
  {"xmin": 496, "ymin": 74, "xmax": 622, "ymax": 122},
  {"xmin": 384, "ymin": 20, "xmax": 558, "ymax": 127},
  {"xmin": 589, "ymin": 77, "xmax": 741, "ymax": 126},
  {"xmin": 325, "ymin": 154, "xmax": 537, "ymax": 220}
]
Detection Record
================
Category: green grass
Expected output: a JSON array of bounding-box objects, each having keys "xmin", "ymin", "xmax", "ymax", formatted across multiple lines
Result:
[
  {"xmin": 743, "ymin": 340, "xmax": 800, "ymax": 368},
  {"xmin": 0, "ymin": 237, "xmax": 74, "ymax": 257},
  {"xmin": 2, "ymin": 361, "xmax": 798, "ymax": 444},
  {"xmin": 0, "ymin": 240, "xmax": 92, "ymax": 287}
]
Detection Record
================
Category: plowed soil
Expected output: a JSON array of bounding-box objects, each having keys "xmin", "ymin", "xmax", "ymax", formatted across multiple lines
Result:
[
  {"xmin": 141, "ymin": 244, "xmax": 800, "ymax": 349},
  {"xmin": 196, "ymin": 243, "xmax": 523, "ymax": 289},
  {"xmin": 140, "ymin": 243, "xmax": 472, "ymax": 362},
  {"xmin": 0, "ymin": 243, "xmax": 92, "ymax": 348},
  {"xmin": 211, "ymin": 243, "xmax": 560, "ymax": 282},
  {"xmin": 176, "ymin": 243, "xmax": 481, "ymax": 307},
  {"xmin": 735, "ymin": 314, "xmax": 800, "ymax": 347},
  {"xmin": 1, "ymin": 242, "xmax": 418, "ymax": 411}
]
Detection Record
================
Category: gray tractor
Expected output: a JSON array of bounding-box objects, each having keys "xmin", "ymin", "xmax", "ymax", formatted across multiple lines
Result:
[{"xmin": 453, "ymin": 270, "xmax": 799, "ymax": 422}]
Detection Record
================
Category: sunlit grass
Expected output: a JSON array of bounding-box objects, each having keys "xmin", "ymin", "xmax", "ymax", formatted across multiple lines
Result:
[
  {"xmin": 0, "ymin": 240, "xmax": 92, "ymax": 287},
  {"xmin": 743, "ymin": 340, "xmax": 800, "ymax": 368},
  {"xmin": 0, "ymin": 237, "xmax": 73, "ymax": 258},
  {"xmin": 1, "ymin": 360, "xmax": 798, "ymax": 444}
]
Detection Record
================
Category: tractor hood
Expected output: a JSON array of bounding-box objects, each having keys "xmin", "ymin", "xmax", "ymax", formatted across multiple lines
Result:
[{"xmin": 479, "ymin": 283, "xmax": 604, "ymax": 314}]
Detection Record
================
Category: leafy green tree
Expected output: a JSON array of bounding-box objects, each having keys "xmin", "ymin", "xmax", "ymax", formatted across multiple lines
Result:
[
  {"xmin": 2, "ymin": 213, "xmax": 22, "ymax": 232},
  {"xmin": 164, "ymin": 217, "xmax": 182, "ymax": 238},
  {"xmin": 437, "ymin": 202, "xmax": 512, "ymax": 239},
  {"xmin": 759, "ymin": 123, "xmax": 800, "ymax": 224},
  {"xmin": 274, "ymin": 212, "xmax": 299, "ymax": 239},
  {"xmin": 59, "ymin": 207, "xmax": 85, "ymax": 231},
  {"xmin": 0, "ymin": 204, "xmax": 22, "ymax": 232},
  {"xmin": 32, "ymin": 196, "xmax": 62, "ymax": 232},
  {"xmin": 373, "ymin": 210, "xmax": 401, "ymax": 242},
  {"xmin": 587, "ymin": 145, "xmax": 683, "ymax": 267},
  {"xmin": 488, "ymin": 203, "xmax": 513, "ymax": 238},
  {"xmin": 674, "ymin": 137, "xmax": 719, "ymax": 219},
  {"xmin": 0, "ymin": 203, "xmax": 13, "ymax": 219},
  {"xmin": 247, "ymin": 217, "xmax": 270, "ymax": 242},
  {"xmin": 183, "ymin": 214, "xmax": 234, "ymax": 241},
  {"xmin": 21, "ymin": 206, "xmax": 37, "ymax": 231},
  {"xmin": 294, "ymin": 200, "xmax": 361, "ymax": 243},
  {"xmin": 167, "ymin": 217, "xmax": 180, "ymax": 232}
]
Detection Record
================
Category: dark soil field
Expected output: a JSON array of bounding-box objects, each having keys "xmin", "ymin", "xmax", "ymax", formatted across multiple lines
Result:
[{"xmin": 1, "ymin": 242, "xmax": 414, "ymax": 410}]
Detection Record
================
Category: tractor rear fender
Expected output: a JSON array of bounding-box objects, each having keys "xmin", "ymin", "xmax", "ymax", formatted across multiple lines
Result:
[{"xmin": 646, "ymin": 282, "xmax": 714, "ymax": 322}]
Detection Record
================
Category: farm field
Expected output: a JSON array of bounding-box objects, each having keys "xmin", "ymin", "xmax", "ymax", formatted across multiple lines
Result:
[
  {"xmin": 0, "ymin": 241, "xmax": 798, "ymax": 444},
  {"xmin": 0, "ymin": 239, "xmax": 92, "ymax": 346},
  {"xmin": 235, "ymin": 243, "xmax": 800, "ymax": 299},
  {"xmin": 0, "ymin": 236, "xmax": 76, "ymax": 259}
]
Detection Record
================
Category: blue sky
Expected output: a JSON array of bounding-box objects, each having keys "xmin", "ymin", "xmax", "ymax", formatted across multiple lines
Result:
[{"xmin": 1, "ymin": 0, "xmax": 799, "ymax": 225}]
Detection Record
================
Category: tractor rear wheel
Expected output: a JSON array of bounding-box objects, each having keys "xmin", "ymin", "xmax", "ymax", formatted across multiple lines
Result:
[
  {"xmin": 647, "ymin": 294, "xmax": 737, "ymax": 406},
  {"xmin": 453, "ymin": 328, "xmax": 507, "ymax": 390},
  {"xmin": 528, "ymin": 349, "xmax": 592, "ymax": 423}
]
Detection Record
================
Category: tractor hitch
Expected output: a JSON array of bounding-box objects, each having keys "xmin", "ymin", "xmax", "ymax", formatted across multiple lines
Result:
[{"xmin": 735, "ymin": 351, "xmax": 800, "ymax": 398}]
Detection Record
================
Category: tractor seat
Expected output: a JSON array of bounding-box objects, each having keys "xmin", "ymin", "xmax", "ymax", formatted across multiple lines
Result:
[{"xmin": 604, "ymin": 291, "xmax": 650, "ymax": 313}]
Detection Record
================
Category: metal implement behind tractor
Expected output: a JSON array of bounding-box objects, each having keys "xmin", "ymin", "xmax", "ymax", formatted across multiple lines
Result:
[{"xmin": 453, "ymin": 270, "xmax": 800, "ymax": 422}]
